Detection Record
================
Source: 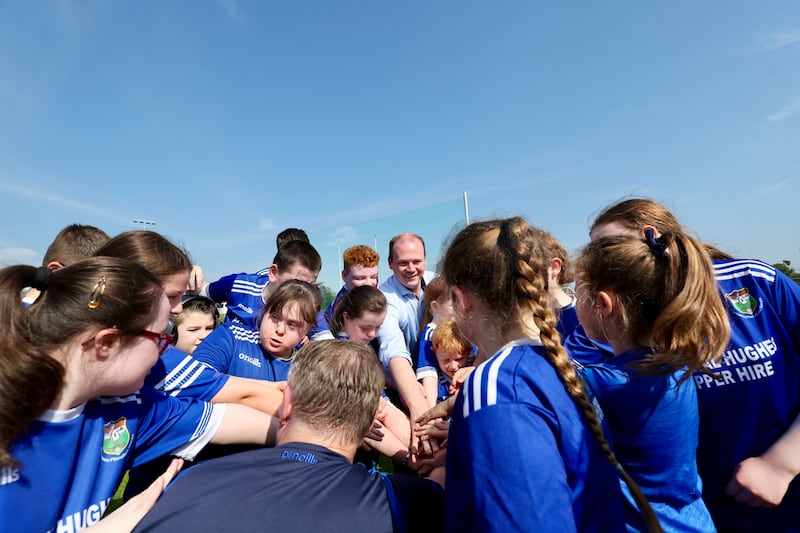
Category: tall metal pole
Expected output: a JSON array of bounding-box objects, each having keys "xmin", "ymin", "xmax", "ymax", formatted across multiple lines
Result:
[{"xmin": 463, "ymin": 191, "xmax": 470, "ymax": 224}]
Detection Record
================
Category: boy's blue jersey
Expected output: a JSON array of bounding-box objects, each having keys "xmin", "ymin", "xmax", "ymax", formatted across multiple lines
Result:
[
  {"xmin": 580, "ymin": 349, "xmax": 714, "ymax": 533},
  {"xmin": 0, "ymin": 387, "xmax": 221, "ymax": 533},
  {"xmin": 207, "ymin": 270, "xmax": 269, "ymax": 328},
  {"xmin": 193, "ymin": 322, "xmax": 292, "ymax": 381},
  {"xmin": 695, "ymin": 259, "xmax": 800, "ymax": 532},
  {"xmin": 145, "ymin": 346, "xmax": 229, "ymax": 400},
  {"xmin": 446, "ymin": 339, "xmax": 625, "ymax": 533}
]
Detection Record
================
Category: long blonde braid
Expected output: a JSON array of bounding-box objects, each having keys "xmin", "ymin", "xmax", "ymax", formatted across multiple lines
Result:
[{"xmin": 504, "ymin": 218, "xmax": 663, "ymax": 533}]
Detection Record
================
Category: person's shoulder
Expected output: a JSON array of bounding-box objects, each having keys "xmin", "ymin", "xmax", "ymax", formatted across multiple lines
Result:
[{"xmin": 714, "ymin": 258, "xmax": 777, "ymax": 284}]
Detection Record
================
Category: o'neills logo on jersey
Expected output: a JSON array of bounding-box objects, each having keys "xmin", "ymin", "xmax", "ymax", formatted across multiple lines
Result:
[
  {"xmin": 281, "ymin": 449, "xmax": 319, "ymax": 464},
  {"xmin": 725, "ymin": 287, "xmax": 761, "ymax": 318},
  {"xmin": 103, "ymin": 417, "xmax": 131, "ymax": 457}
]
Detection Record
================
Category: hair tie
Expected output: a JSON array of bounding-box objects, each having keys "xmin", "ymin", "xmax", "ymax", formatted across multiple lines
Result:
[
  {"xmin": 643, "ymin": 227, "xmax": 667, "ymax": 258},
  {"xmin": 32, "ymin": 267, "xmax": 52, "ymax": 291}
]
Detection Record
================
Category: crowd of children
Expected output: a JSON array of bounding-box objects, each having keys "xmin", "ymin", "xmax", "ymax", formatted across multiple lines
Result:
[{"xmin": 1, "ymin": 196, "xmax": 799, "ymax": 532}]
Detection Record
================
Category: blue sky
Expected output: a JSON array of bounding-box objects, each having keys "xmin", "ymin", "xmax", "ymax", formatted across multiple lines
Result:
[{"xmin": 1, "ymin": 1, "xmax": 799, "ymax": 290}]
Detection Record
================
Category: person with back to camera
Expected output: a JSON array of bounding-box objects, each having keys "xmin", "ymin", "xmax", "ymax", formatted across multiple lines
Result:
[
  {"xmin": 437, "ymin": 216, "xmax": 659, "ymax": 533},
  {"xmin": 22, "ymin": 223, "xmax": 111, "ymax": 306},
  {"xmin": 589, "ymin": 197, "xmax": 800, "ymax": 533},
  {"xmin": 575, "ymin": 224, "xmax": 730, "ymax": 532},
  {"xmin": 134, "ymin": 339, "xmax": 444, "ymax": 533},
  {"xmin": 0, "ymin": 257, "xmax": 278, "ymax": 533}
]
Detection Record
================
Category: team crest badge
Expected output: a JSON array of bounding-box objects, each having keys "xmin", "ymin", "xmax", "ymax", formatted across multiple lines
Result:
[
  {"xmin": 724, "ymin": 287, "xmax": 760, "ymax": 317},
  {"xmin": 103, "ymin": 418, "xmax": 131, "ymax": 457}
]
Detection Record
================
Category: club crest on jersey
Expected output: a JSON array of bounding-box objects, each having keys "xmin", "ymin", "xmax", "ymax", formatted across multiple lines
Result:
[
  {"xmin": 724, "ymin": 287, "xmax": 760, "ymax": 317},
  {"xmin": 103, "ymin": 417, "xmax": 131, "ymax": 457}
]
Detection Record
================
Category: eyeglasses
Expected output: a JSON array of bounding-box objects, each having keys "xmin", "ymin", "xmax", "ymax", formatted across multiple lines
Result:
[{"xmin": 139, "ymin": 329, "xmax": 174, "ymax": 355}]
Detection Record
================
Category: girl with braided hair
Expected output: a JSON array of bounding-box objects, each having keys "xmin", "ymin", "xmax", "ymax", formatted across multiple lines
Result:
[
  {"xmin": 441, "ymin": 217, "xmax": 649, "ymax": 533},
  {"xmin": 575, "ymin": 224, "xmax": 730, "ymax": 532}
]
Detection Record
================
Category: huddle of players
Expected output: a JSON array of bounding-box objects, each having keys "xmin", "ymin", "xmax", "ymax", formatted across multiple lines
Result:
[{"xmin": 3, "ymin": 196, "xmax": 800, "ymax": 533}]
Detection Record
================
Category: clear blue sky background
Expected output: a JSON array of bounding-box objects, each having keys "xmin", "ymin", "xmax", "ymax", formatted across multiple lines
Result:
[{"xmin": 1, "ymin": 1, "xmax": 799, "ymax": 291}]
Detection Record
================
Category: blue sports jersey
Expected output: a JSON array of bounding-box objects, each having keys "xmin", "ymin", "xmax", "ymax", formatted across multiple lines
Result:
[
  {"xmin": 193, "ymin": 322, "xmax": 292, "ymax": 381},
  {"xmin": 446, "ymin": 338, "xmax": 625, "ymax": 533},
  {"xmin": 695, "ymin": 259, "xmax": 800, "ymax": 532},
  {"xmin": 206, "ymin": 270, "xmax": 269, "ymax": 328},
  {"xmin": 134, "ymin": 442, "xmax": 443, "ymax": 533},
  {"xmin": 0, "ymin": 387, "xmax": 222, "ymax": 533},
  {"xmin": 145, "ymin": 346, "xmax": 229, "ymax": 400},
  {"xmin": 324, "ymin": 286, "xmax": 349, "ymax": 326},
  {"xmin": 580, "ymin": 349, "xmax": 714, "ymax": 533},
  {"xmin": 556, "ymin": 300, "xmax": 580, "ymax": 341},
  {"xmin": 415, "ymin": 323, "xmax": 437, "ymax": 381},
  {"xmin": 563, "ymin": 324, "xmax": 615, "ymax": 365}
]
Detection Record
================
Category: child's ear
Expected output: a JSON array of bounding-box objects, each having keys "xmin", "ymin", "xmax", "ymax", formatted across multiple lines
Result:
[
  {"xmin": 85, "ymin": 328, "xmax": 122, "ymax": 359},
  {"xmin": 430, "ymin": 300, "xmax": 440, "ymax": 315},
  {"xmin": 268, "ymin": 264, "xmax": 280, "ymax": 283},
  {"xmin": 280, "ymin": 385, "xmax": 293, "ymax": 425},
  {"xmin": 596, "ymin": 290, "xmax": 615, "ymax": 318},
  {"xmin": 451, "ymin": 286, "xmax": 473, "ymax": 317}
]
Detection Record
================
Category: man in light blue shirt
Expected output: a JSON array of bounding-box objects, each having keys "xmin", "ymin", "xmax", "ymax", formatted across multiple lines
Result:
[{"xmin": 378, "ymin": 233, "xmax": 435, "ymax": 453}]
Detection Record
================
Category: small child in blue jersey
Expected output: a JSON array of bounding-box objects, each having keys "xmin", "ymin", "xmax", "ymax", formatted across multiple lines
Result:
[
  {"xmin": 173, "ymin": 294, "xmax": 219, "ymax": 355},
  {"xmin": 193, "ymin": 279, "xmax": 321, "ymax": 381},
  {"xmin": 0, "ymin": 257, "xmax": 277, "ymax": 533},
  {"xmin": 415, "ymin": 277, "xmax": 456, "ymax": 407},
  {"xmin": 429, "ymin": 319, "xmax": 473, "ymax": 403},
  {"xmin": 575, "ymin": 224, "xmax": 730, "ymax": 533}
]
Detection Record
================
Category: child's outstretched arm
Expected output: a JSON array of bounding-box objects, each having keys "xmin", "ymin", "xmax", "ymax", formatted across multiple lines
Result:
[{"xmin": 726, "ymin": 413, "xmax": 800, "ymax": 507}]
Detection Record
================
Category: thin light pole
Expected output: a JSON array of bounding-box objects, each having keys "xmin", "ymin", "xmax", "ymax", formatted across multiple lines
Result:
[
  {"xmin": 463, "ymin": 191, "xmax": 470, "ymax": 224},
  {"xmin": 133, "ymin": 219, "xmax": 157, "ymax": 230}
]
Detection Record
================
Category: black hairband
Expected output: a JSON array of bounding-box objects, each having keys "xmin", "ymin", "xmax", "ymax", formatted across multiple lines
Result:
[
  {"xmin": 31, "ymin": 267, "xmax": 52, "ymax": 291},
  {"xmin": 643, "ymin": 228, "xmax": 667, "ymax": 258}
]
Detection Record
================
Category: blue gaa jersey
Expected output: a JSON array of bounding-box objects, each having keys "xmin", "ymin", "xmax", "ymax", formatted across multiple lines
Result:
[
  {"xmin": 324, "ymin": 286, "xmax": 349, "ymax": 326},
  {"xmin": 446, "ymin": 339, "xmax": 625, "ymax": 533},
  {"xmin": 192, "ymin": 322, "xmax": 292, "ymax": 381},
  {"xmin": 695, "ymin": 259, "xmax": 800, "ymax": 532},
  {"xmin": 206, "ymin": 270, "xmax": 269, "ymax": 328},
  {"xmin": 556, "ymin": 299, "xmax": 580, "ymax": 342},
  {"xmin": 134, "ymin": 442, "xmax": 443, "ymax": 533},
  {"xmin": 145, "ymin": 346, "xmax": 229, "ymax": 400},
  {"xmin": 0, "ymin": 387, "xmax": 222, "ymax": 533},
  {"xmin": 415, "ymin": 323, "xmax": 437, "ymax": 381},
  {"xmin": 563, "ymin": 324, "xmax": 615, "ymax": 365},
  {"xmin": 580, "ymin": 349, "xmax": 714, "ymax": 533}
]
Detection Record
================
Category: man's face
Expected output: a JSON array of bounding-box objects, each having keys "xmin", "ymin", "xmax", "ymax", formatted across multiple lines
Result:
[
  {"xmin": 343, "ymin": 264, "xmax": 379, "ymax": 290},
  {"xmin": 388, "ymin": 237, "xmax": 426, "ymax": 294}
]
